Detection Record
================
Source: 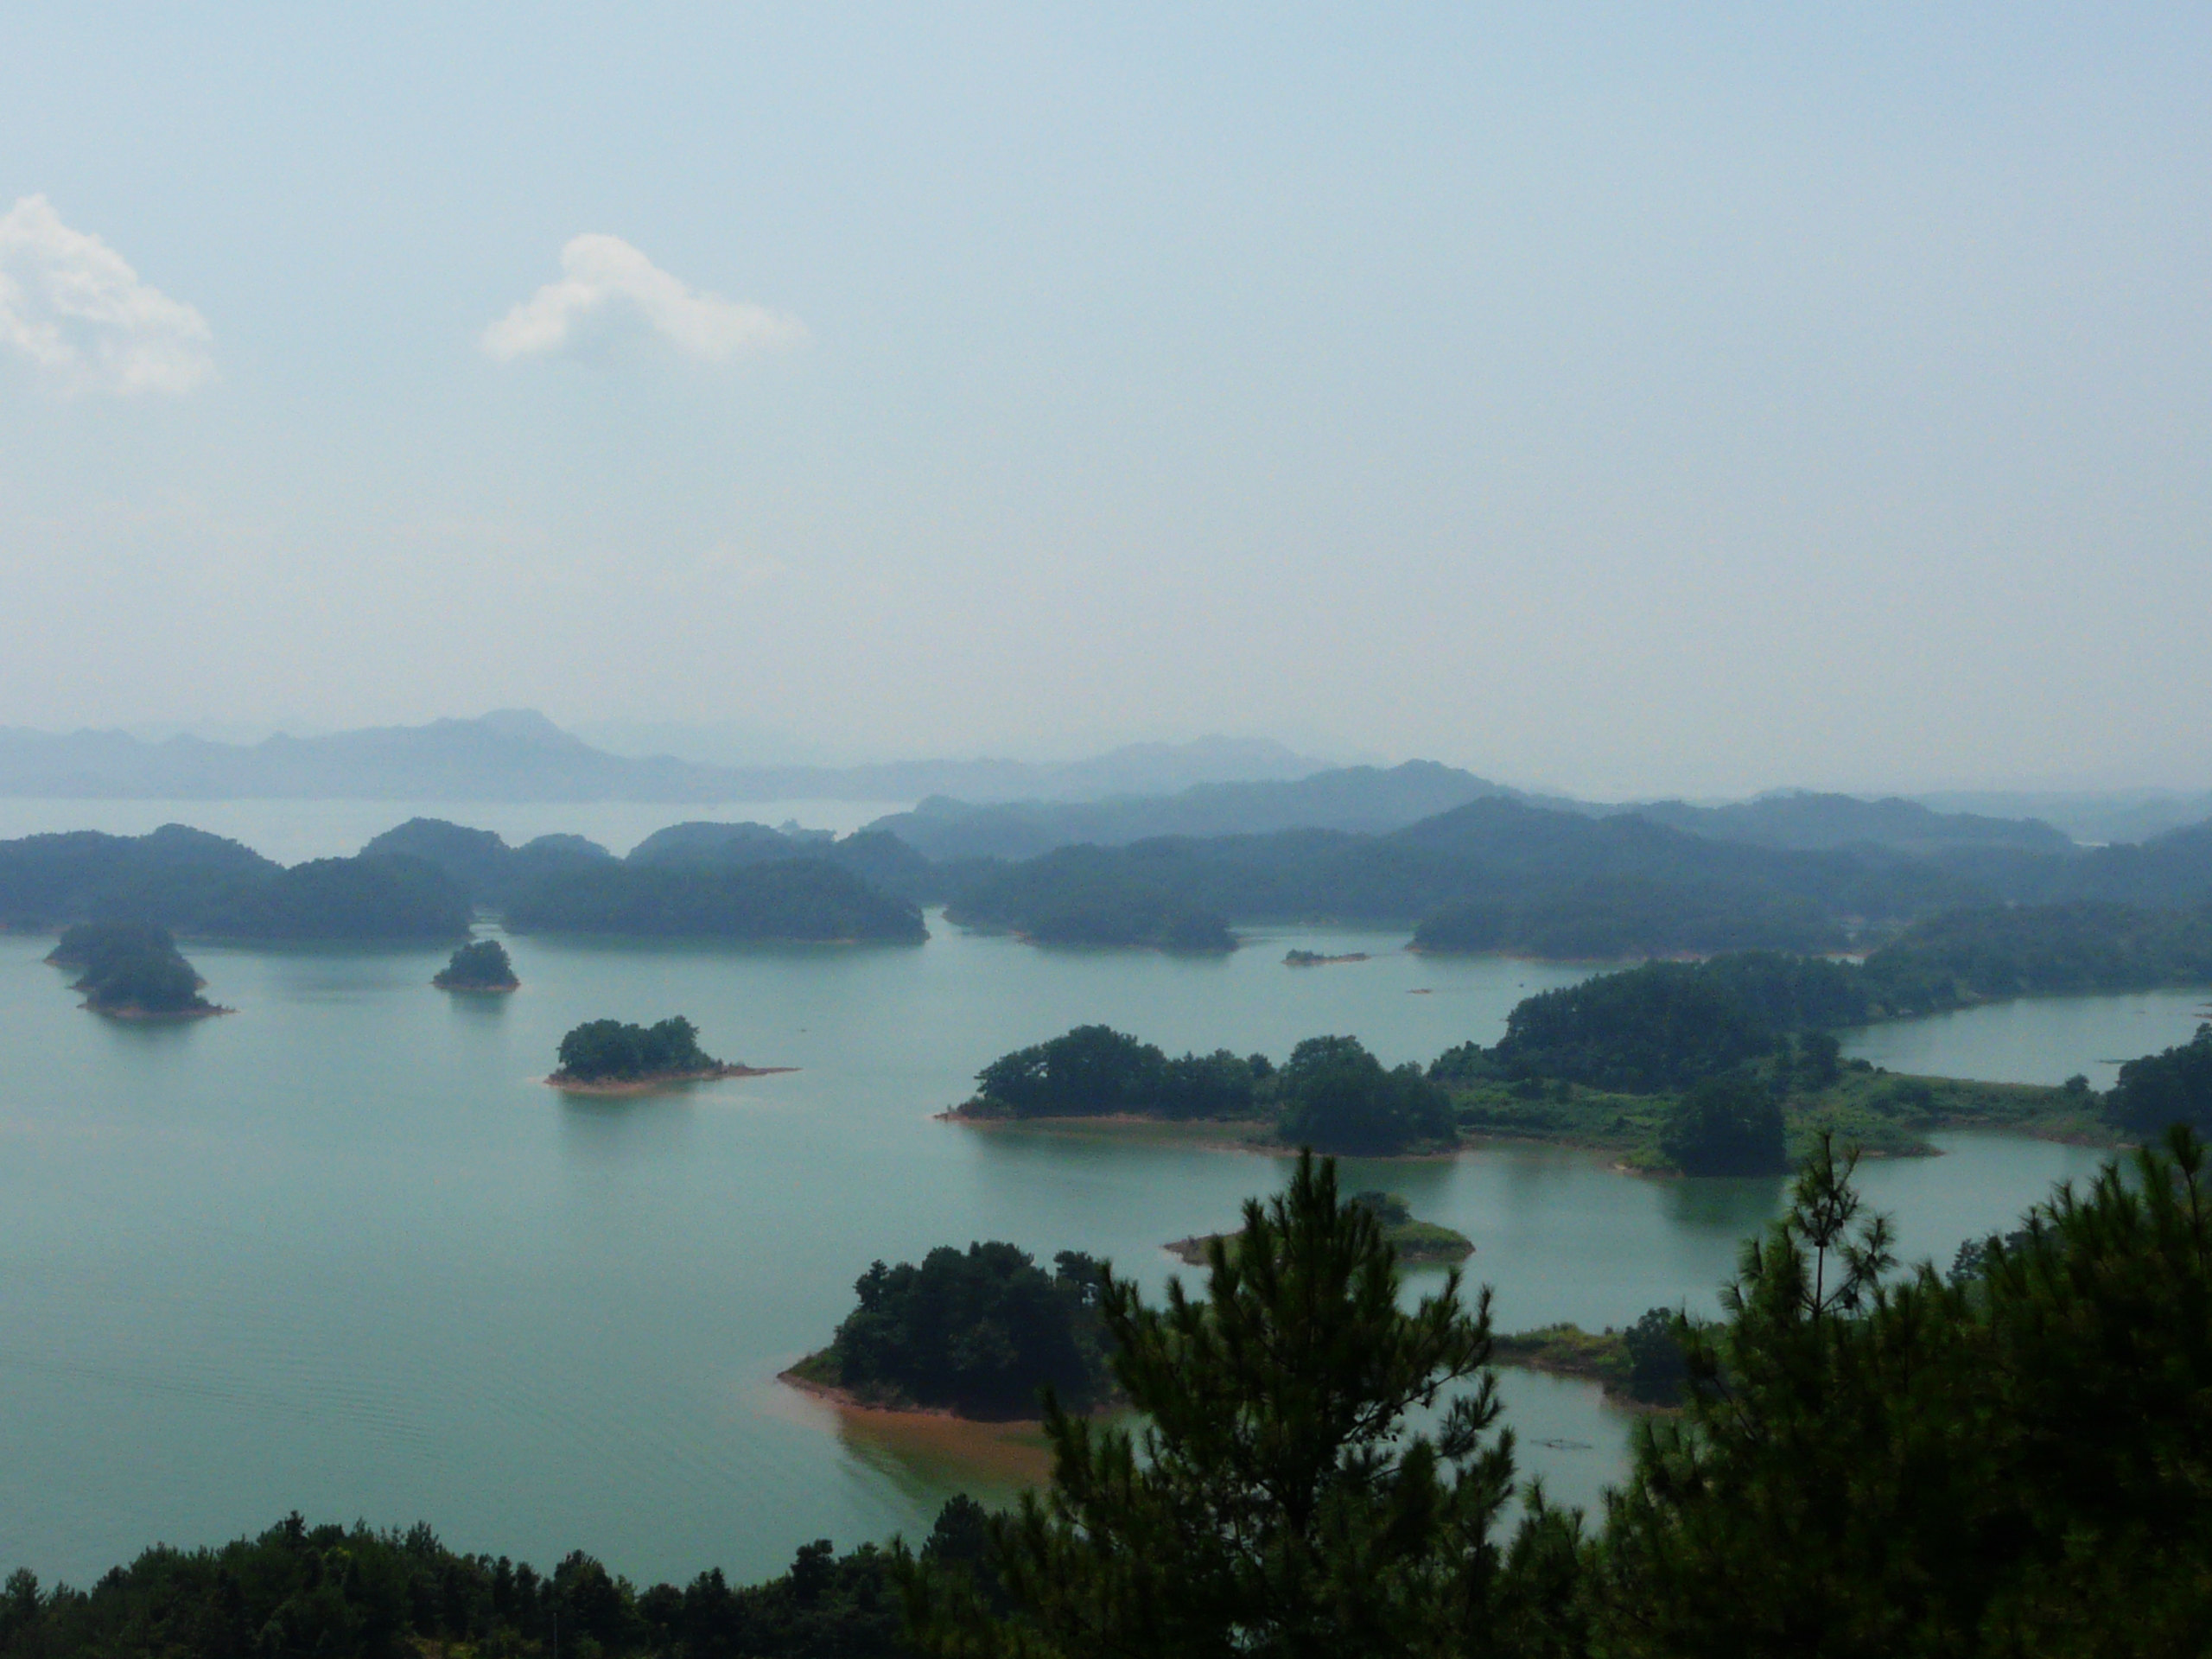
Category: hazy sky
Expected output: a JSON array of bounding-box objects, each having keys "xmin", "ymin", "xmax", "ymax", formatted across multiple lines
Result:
[{"xmin": 2, "ymin": 4, "xmax": 2206, "ymax": 796}]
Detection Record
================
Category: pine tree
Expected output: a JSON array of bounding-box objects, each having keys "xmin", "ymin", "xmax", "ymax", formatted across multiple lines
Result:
[{"xmin": 899, "ymin": 1151, "xmax": 1583, "ymax": 1658}]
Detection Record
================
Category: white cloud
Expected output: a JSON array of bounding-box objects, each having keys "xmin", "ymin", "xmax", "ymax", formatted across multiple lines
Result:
[
  {"xmin": 481, "ymin": 234, "xmax": 806, "ymax": 363},
  {"xmin": 0, "ymin": 195, "xmax": 213, "ymax": 396}
]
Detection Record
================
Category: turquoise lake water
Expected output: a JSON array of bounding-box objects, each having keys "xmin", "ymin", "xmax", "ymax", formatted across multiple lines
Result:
[{"xmin": 1, "ymin": 886, "xmax": 2195, "ymax": 1590}]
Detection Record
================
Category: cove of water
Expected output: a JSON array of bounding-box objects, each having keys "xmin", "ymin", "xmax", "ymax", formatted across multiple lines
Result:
[{"xmin": 0, "ymin": 909, "xmax": 2132, "ymax": 1591}]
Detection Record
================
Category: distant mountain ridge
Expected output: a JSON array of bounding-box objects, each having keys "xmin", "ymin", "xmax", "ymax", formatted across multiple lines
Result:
[
  {"xmin": 0, "ymin": 714, "xmax": 1336, "ymax": 805},
  {"xmin": 1623, "ymin": 791, "xmax": 2074, "ymax": 855},
  {"xmin": 866, "ymin": 761, "xmax": 1530, "ymax": 861},
  {"xmin": 864, "ymin": 776, "xmax": 2084, "ymax": 863}
]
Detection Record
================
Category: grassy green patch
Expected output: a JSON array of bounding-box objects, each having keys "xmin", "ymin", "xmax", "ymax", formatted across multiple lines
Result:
[
  {"xmin": 1491, "ymin": 1324, "xmax": 1631, "ymax": 1389},
  {"xmin": 1446, "ymin": 1068, "xmax": 2116, "ymax": 1172}
]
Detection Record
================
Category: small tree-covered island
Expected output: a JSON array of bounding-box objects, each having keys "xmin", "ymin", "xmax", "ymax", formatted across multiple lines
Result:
[
  {"xmin": 433, "ymin": 938, "xmax": 519, "ymax": 991},
  {"xmin": 784, "ymin": 1243, "xmax": 1115, "ymax": 1420},
  {"xmin": 44, "ymin": 922, "xmax": 226, "ymax": 1020},
  {"xmin": 1169, "ymin": 1189, "xmax": 1471, "ymax": 1265},
  {"xmin": 546, "ymin": 1017, "xmax": 791, "ymax": 1094}
]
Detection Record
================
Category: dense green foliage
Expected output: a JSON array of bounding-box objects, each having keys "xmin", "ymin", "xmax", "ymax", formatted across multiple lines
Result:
[
  {"xmin": 900, "ymin": 1154, "xmax": 1577, "ymax": 1658},
  {"xmin": 506, "ymin": 860, "xmax": 928, "ymax": 943},
  {"xmin": 434, "ymin": 938, "xmax": 518, "ymax": 989},
  {"xmin": 1274, "ymin": 1034, "xmax": 1456, "ymax": 1154},
  {"xmin": 964, "ymin": 1026, "xmax": 1268, "ymax": 1120},
  {"xmin": 553, "ymin": 1017, "xmax": 722, "ymax": 1083},
  {"xmin": 963, "ymin": 1028, "xmax": 1448, "ymax": 1154},
  {"xmin": 1491, "ymin": 963, "xmax": 1783, "ymax": 1092},
  {"xmin": 1595, "ymin": 1130, "xmax": 2212, "ymax": 1653},
  {"xmin": 1656, "ymin": 1072, "xmax": 1789, "ymax": 1176},
  {"xmin": 812, "ymin": 1243, "xmax": 1113, "ymax": 1416},
  {"xmin": 2105, "ymin": 1023, "xmax": 2212, "ymax": 1137},
  {"xmin": 48, "ymin": 920, "xmax": 214, "ymax": 1015},
  {"xmin": 0, "ymin": 1499, "xmax": 1004, "ymax": 1659}
]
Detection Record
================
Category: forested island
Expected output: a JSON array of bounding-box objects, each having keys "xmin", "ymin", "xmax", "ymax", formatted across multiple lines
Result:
[
  {"xmin": 507, "ymin": 861, "xmax": 926, "ymax": 944},
  {"xmin": 950, "ymin": 1025, "xmax": 1458, "ymax": 1156},
  {"xmin": 929, "ymin": 792, "xmax": 2212, "ymax": 959},
  {"xmin": 784, "ymin": 1243, "xmax": 1113, "ymax": 1419},
  {"xmin": 548, "ymin": 1017, "xmax": 781, "ymax": 1092},
  {"xmin": 45, "ymin": 921, "xmax": 225, "ymax": 1019},
  {"xmin": 1284, "ymin": 948, "xmax": 1369, "ymax": 966},
  {"xmin": 944, "ymin": 933, "xmax": 2202, "ymax": 1171},
  {"xmin": 1169, "ymin": 1189, "xmax": 1471, "ymax": 1264},
  {"xmin": 433, "ymin": 939, "xmax": 518, "ymax": 991},
  {"xmin": 0, "ymin": 828, "xmax": 472, "ymax": 942}
]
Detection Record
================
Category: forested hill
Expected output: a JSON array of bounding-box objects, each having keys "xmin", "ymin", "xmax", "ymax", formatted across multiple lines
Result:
[
  {"xmin": 0, "ymin": 829, "xmax": 470, "ymax": 940},
  {"xmin": 944, "ymin": 797, "xmax": 2212, "ymax": 957},
  {"xmin": 1624, "ymin": 791, "xmax": 2074, "ymax": 855},
  {"xmin": 862, "ymin": 761, "xmax": 1532, "ymax": 861},
  {"xmin": 870, "ymin": 773, "xmax": 2088, "ymax": 866}
]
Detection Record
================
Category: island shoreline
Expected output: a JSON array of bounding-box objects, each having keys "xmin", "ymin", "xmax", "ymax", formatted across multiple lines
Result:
[{"xmin": 545, "ymin": 1064, "xmax": 798, "ymax": 1096}]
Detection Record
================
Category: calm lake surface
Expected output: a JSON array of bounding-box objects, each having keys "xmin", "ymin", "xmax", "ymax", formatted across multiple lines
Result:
[{"xmin": 0, "ymin": 879, "xmax": 2190, "ymax": 1589}]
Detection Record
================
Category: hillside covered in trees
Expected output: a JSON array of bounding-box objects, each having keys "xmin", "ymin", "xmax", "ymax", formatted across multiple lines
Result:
[
  {"xmin": 941, "ymin": 796, "xmax": 2212, "ymax": 957},
  {"xmin": 507, "ymin": 860, "xmax": 926, "ymax": 944},
  {"xmin": 0, "ymin": 829, "xmax": 471, "ymax": 942}
]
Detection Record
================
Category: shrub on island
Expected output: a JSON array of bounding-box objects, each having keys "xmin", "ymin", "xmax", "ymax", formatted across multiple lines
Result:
[
  {"xmin": 1274, "ymin": 1035, "xmax": 1455, "ymax": 1155},
  {"xmin": 551, "ymin": 1016, "xmax": 727, "ymax": 1085},
  {"xmin": 796, "ymin": 1243, "xmax": 1113, "ymax": 1417},
  {"xmin": 434, "ymin": 938, "xmax": 518, "ymax": 990},
  {"xmin": 47, "ymin": 921, "xmax": 219, "ymax": 1017},
  {"xmin": 1658, "ymin": 1071, "xmax": 1789, "ymax": 1176}
]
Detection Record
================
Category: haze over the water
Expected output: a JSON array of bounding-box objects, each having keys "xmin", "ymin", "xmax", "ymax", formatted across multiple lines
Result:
[{"xmin": 2, "ymin": 5, "xmax": 2206, "ymax": 798}]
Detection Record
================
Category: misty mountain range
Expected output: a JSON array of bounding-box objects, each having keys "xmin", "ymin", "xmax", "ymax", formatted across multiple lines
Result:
[
  {"xmin": 1, "ymin": 709, "xmax": 2206, "ymax": 851},
  {"xmin": 0, "ymin": 712, "xmax": 1327, "ymax": 806}
]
